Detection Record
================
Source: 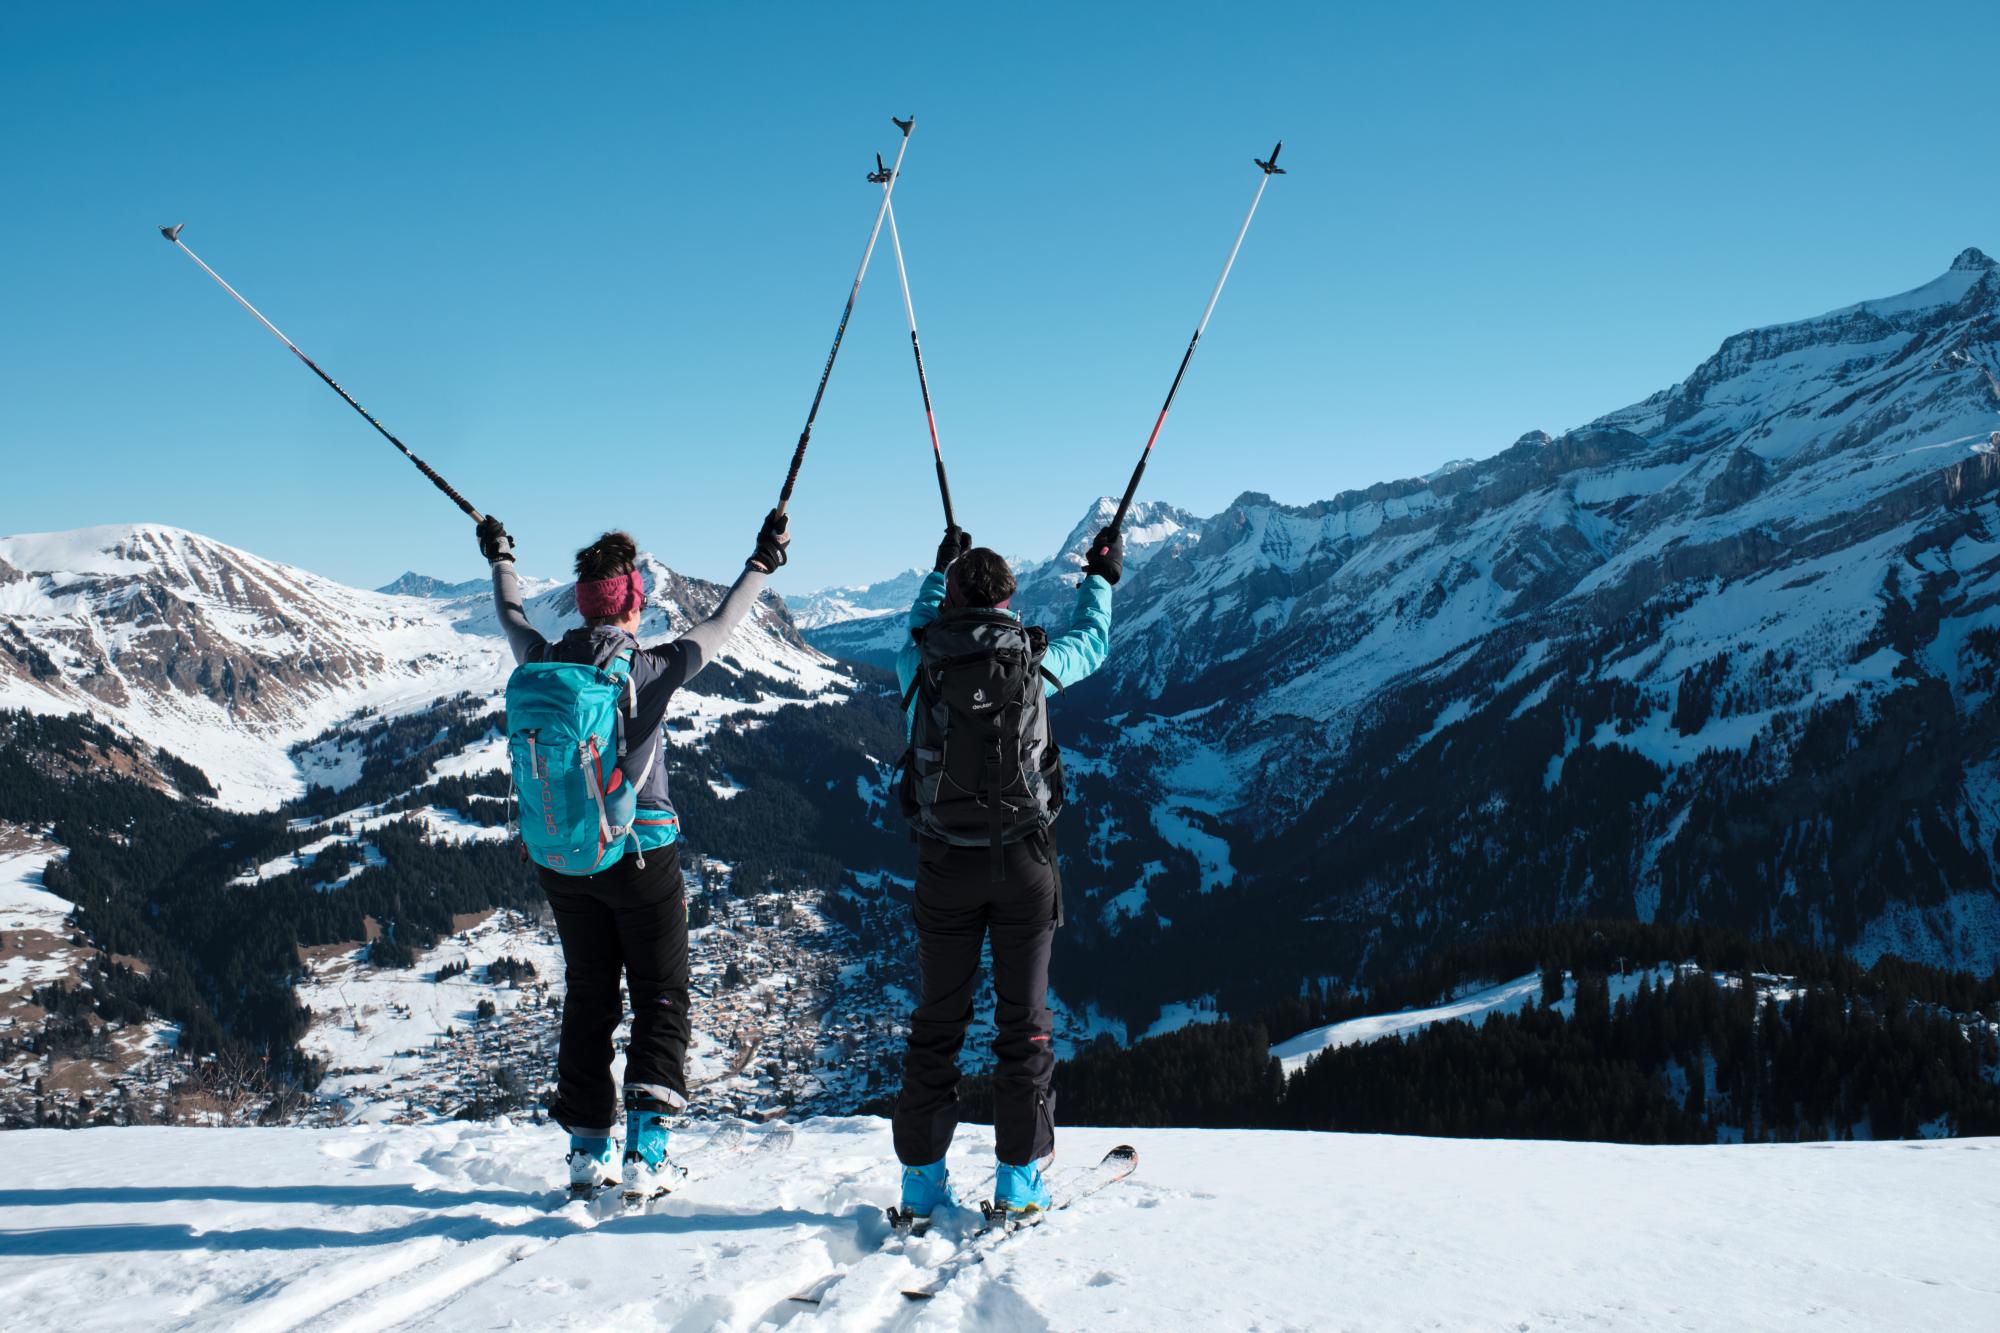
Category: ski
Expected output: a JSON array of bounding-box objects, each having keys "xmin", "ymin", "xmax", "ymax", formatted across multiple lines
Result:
[{"xmin": 898, "ymin": 1145, "xmax": 1137, "ymax": 1299}]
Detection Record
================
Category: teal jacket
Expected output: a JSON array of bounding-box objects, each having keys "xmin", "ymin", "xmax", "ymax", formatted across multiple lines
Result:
[{"xmin": 895, "ymin": 570, "xmax": 1114, "ymax": 732}]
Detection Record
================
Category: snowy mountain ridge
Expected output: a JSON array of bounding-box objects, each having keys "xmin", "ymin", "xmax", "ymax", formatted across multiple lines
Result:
[
  {"xmin": 790, "ymin": 497, "xmax": 1199, "ymax": 666},
  {"xmin": 11, "ymin": 247, "xmax": 2000, "ymax": 1065},
  {"xmin": 0, "ymin": 525, "xmax": 832, "ymax": 809},
  {"xmin": 804, "ymin": 248, "xmax": 2000, "ymax": 989}
]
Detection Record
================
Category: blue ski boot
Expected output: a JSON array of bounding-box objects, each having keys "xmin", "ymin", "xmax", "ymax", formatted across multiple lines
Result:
[
  {"xmin": 621, "ymin": 1110, "xmax": 674, "ymax": 1204},
  {"xmin": 992, "ymin": 1158, "xmax": 1052, "ymax": 1223},
  {"xmin": 566, "ymin": 1133, "xmax": 615, "ymax": 1195},
  {"xmin": 889, "ymin": 1158, "xmax": 956, "ymax": 1235}
]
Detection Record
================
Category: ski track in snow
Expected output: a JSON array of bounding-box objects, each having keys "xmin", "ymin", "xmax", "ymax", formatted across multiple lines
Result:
[{"xmin": 0, "ymin": 1119, "xmax": 1995, "ymax": 1331}]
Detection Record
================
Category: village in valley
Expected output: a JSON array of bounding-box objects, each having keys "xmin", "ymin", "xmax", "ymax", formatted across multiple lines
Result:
[{"xmin": 286, "ymin": 855, "xmax": 922, "ymax": 1128}]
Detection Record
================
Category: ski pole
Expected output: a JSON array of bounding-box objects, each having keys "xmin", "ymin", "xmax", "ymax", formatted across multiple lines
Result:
[
  {"xmin": 884, "ymin": 199, "xmax": 956, "ymax": 532},
  {"xmin": 776, "ymin": 115, "xmax": 915, "ymax": 514},
  {"xmin": 1106, "ymin": 141, "xmax": 1287, "ymax": 536},
  {"xmin": 157, "ymin": 224, "xmax": 484, "ymax": 523}
]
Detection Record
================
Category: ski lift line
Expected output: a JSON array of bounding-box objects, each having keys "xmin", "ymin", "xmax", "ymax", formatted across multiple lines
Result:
[
  {"xmin": 777, "ymin": 115, "xmax": 917, "ymax": 513},
  {"xmin": 884, "ymin": 200, "xmax": 956, "ymax": 531},
  {"xmin": 1108, "ymin": 141, "xmax": 1287, "ymax": 536},
  {"xmin": 157, "ymin": 224, "xmax": 484, "ymax": 524}
]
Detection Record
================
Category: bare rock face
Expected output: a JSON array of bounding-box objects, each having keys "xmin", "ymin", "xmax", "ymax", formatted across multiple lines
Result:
[
  {"xmin": 0, "ymin": 526, "xmax": 408, "ymax": 725},
  {"xmin": 1702, "ymin": 448, "xmax": 1769, "ymax": 513}
]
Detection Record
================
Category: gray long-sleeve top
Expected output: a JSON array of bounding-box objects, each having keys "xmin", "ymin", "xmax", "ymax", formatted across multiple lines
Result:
[{"xmin": 491, "ymin": 559, "xmax": 769, "ymax": 815}]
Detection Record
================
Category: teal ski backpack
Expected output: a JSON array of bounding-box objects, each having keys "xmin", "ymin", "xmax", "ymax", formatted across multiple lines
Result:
[{"xmin": 505, "ymin": 648, "xmax": 656, "ymax": 875}]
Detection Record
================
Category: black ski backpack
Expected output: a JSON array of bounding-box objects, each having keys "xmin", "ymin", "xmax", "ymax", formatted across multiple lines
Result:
[{"xmin": 899, "ymin": 609, "xmax": 1066, "ymax": 866}]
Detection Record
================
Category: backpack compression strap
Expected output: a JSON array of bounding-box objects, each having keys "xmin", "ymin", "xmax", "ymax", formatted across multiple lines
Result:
[{"xmin": 598, "ymin": 648, "xmax": 657, "ymax": 868}]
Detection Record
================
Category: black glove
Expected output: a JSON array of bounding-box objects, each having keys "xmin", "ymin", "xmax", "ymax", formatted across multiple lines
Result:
[
  {"xmin": 934, "ymin": 525, "xmax": 970, "ymax": 573},
  {"xmin": 748, "ymin": 508, "xmax": 790, "ymax": 573},
  {"xmin": 1083, "ymin": 524, "xmax": 1123, "ymax": 586},
  {"xmin": 477, "ymin": 515, "xmax": 514, "ymax": 564}
]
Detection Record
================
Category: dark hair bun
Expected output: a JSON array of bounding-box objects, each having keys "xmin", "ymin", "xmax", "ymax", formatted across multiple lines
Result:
[{"xmin": 575, "ymin": 531, "xmax": 639, "ymax": 582}]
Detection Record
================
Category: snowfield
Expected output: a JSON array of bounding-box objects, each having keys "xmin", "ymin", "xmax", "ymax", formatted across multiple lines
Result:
[
  {"xmin": 1271, "ymin": 972, "xmax": 1547, "ymax": 1072},
  {"xmin": 0, "ymin": 1121, "xmax": 1992, "ymax": 1331}
]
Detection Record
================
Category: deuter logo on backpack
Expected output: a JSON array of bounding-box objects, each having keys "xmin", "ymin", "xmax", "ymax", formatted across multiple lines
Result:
[{"xmin": 900, "ymin": 610, "xmax": 1065, "ymax": 851}]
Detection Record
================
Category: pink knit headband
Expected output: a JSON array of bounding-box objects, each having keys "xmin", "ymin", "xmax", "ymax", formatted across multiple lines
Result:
[{"xmin": 576, "ymin": 569, "xmax": 645, "ymax": 619}]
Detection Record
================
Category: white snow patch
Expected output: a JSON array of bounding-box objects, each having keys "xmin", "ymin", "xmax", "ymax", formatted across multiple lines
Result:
[
  {"xmin": 1142, "ymin": 997, "xmax": 1222, "ymax": 1040},
  {"xmin": 0, "ymin": 1120, "xmax": 1995, "ymax": 1330},
  {"xmin": 1273, "ymin": 973, "xmax": 1548, "ymax": 1072}
]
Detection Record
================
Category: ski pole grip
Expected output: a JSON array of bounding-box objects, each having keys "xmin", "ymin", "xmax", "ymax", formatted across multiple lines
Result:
[{"xmin": 778, "ymin": 427, "xmax": 811, "ymax": 509}]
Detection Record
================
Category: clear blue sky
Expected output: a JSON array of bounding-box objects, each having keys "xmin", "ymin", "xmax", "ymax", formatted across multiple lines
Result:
[{"xmin": 5, "ymin": 1, "xmax": 1998, "ymax": 590}]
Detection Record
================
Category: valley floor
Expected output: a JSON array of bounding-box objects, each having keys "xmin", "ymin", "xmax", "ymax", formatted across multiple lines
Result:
[{"xmin": 0, "ymin": 1120, "xmax": 1993, "ymax": 1331}]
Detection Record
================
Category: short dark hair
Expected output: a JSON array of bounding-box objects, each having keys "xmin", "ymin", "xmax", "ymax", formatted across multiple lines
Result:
[
  {"xmin": 575, "ymin": 531, "xmax": 638, "ymax": 626},
  {"xmin": 949, "ymin": 547, "xmax": 1015, "ymax": 608}
]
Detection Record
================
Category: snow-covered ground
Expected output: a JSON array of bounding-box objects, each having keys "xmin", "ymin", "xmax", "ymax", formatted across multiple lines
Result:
[
  {"xmin": 0, "ymin": 843, "xmax": 76, "ymax": 1034},
  {"xmin": 1272, "ymin": 972, "xmax": 1547, "ymax": 1072},
  {"xmin": 1271, "ymin": 966, "xmax": 1734, "ymax": 1074},
  {"xmin": 0, "ymin": 1120, "xmax": 1992, "ymax": 1331},
  {"xmin": 297, "ymin": 911, "xmax": 571, "ymax": 1118}
]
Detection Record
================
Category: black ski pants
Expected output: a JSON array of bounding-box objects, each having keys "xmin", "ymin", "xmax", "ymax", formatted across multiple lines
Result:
[
  {"xmin": 537, "ymin": 843, "xmax": 689, "ymax": 1136},
  {"xmin": 893, "ymin": 833, "xmax": 1059, "ymax": 1168}
]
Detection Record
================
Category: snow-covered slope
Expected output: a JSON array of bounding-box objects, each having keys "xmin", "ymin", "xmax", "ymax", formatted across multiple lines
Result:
[
  {"xmin": 957, "ymin": 248, "xmax": 2000, "ymax": 993},
  {"xmin": 1271, "ymin": 972, "xmax": 1548, "ymax": 1071},
  {"xmin": 0, "ymin": 1119, "xmax": 1992, "ymax": 1331},
  {"xmin": 0, "ymin": 527, "xmax": 835, "ymax": 808},
  {"xmin": 0, "ymin": 526, "xmax": 507, "ymax": 808},
  {"xmin": 787, "ymin": 567, "xmax": 927, "ymax": 631}
]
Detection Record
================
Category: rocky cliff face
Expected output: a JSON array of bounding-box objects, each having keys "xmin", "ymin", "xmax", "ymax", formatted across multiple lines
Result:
[{"xmin": 1021, "ymin": 249, "xmax": 2000, "ymax": 1003}]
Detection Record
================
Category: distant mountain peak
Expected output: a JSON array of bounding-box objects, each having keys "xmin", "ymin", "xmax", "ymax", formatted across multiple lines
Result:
[
  {"xmin": 376, "ymin": 571, "xmax": 486, "ymax": 600},
  {"xmin": 1949, "ymin": 247, "xmax": 1996, "ymax": 272}
]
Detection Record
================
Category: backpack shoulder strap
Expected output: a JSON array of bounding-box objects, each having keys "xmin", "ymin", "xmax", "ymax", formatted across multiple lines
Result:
[{"xmin": 603, "ymin": 648, "xmax": 639, "ymax": 760}]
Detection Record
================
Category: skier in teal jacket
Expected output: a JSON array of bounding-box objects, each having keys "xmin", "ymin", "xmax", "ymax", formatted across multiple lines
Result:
[
  {"xmin": 888, "ymin": 524, "xmax": 1121, "ymax": 1228},
  {"xmin": 894, "ymin": 546, "xmax": 1114, "ymax": 714}
]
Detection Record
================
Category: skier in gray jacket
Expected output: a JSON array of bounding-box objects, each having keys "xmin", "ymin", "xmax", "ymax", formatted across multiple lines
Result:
[{"xmin": 476, "ymin": 509, "xmax": 788, "ymax": 1197}]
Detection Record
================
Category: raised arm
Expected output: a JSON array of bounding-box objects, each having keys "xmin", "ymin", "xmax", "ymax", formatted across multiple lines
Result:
[
  {"xmin": 478, "ymin": 517, "xmax": 546, "ymax": 665},
  {"xmin": 1041, "ymin": 524, "xmax": 1123, "ymax": 693},
  {"xmin": 1041, "ymin": 575, "xmax": 1113, "ymax": 691},
  {"xmin": 648, "ymin": 508, "xmax": 789, "ymax": 690},
  {"xmin": 897, "ymin": 527, "xmax": 966, "ymax": 699},
  {"xmin": 663, "ymin": 566, "xmax": 770, "ymax": 681}
]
